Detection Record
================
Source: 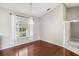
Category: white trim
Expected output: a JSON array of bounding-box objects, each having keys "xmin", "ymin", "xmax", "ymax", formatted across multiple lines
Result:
[
  {"xmin": 10, "ymin": 14, "xmax": 16, "ymax": 44},
  {"xmin": 65, "ymin": 19, "xmax": 79, "ymax": 23}
]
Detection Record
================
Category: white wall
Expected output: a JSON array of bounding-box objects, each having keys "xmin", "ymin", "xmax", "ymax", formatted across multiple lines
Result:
[
  {"xmin": 33, "ymin": 17, "xmax": 40, "ymax": 40},
  {"xmin": 0, "ymin": 7, "xmax": 40, "ymax": 49},
  {"xmin": 0, "ymin": 8, "xmax": 11, "ymax": 49},
  {"xmin": 40, "ymin": 4, "xmax": 64, "ymax": 46}
]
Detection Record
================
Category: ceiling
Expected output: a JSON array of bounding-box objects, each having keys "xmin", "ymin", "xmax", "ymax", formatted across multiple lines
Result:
[
  {"xmin": 0, "ymin": 3, "xmax": 60, "ymax": 17},
  {"xmin": 65, "ymin": 3, "xmax": 79, "ymax": 8},
  {"xmin": 0, "ymin": 3, "xmax": 79, "ymax": 17},
  {"xmin": 32, "ymin": 3, "xmax": 60, "ymax": 17},
  {"xmin": 0, "ymin": 3, "xmax": 32, "ymax": 16}
]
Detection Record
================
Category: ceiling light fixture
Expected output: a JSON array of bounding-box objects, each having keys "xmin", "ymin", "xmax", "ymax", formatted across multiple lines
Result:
[
  {"xmin": 46, "ymin": 8, "xmax": 51, "ymax": 11},
  {"xmin": 30, "ymin": 3, "xmax": 32, "ymax": 5}
]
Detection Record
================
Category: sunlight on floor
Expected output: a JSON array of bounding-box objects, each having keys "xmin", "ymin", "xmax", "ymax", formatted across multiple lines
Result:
[{"xmin": 16, "ymin": 48, "xmax": 28, "ymax": 56}]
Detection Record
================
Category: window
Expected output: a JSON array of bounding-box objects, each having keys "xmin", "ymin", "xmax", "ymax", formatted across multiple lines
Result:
[
  {"xmin": 15, "ymin": 16, "xmax": 30, "ymax": 39},
  {"xmin": 10, "ymin": 14, "xmax": 34, "ymax": 43}
]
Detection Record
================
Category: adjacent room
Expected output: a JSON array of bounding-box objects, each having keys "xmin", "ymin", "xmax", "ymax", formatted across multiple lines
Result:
[{"xmin": 0, "ymin": 3, "xmax": 79, "ymax": 56}]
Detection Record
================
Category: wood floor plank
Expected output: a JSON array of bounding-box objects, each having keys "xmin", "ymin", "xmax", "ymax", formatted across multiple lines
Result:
[{"xmin": 0, "ymin": 40, "xmax": 78, "ymax": 56}]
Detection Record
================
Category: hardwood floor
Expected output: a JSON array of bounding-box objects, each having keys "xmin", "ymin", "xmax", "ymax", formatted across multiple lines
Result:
[{"xmin": 0, "ymin": 40, "xmax": 78, "ymax": 56}]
